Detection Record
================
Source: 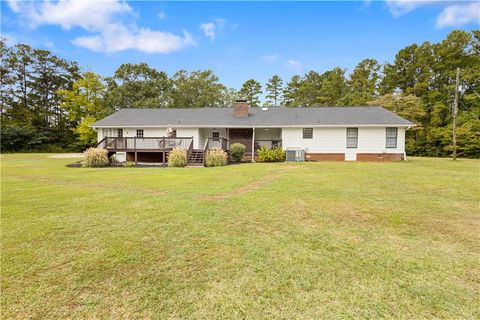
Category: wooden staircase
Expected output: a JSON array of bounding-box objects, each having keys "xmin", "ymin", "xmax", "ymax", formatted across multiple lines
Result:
[{"xmin": 188, "ymin": 149, "xmax": 204, "ymax": 166}]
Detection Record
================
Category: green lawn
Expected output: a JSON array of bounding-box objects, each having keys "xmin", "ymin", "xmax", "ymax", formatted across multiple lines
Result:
[{"xmin": 1, "ymin": 154, "xmax": 479, "ymax": 319}]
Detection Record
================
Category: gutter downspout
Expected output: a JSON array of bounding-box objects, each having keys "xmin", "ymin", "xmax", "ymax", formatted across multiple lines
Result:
[
  {"xmin": 252, "ymin": 127, "xmax": 256, "ymax": 163},
  {"xmin": 404, "ymin": 125, "xmax": 412, "ymax": 161}
]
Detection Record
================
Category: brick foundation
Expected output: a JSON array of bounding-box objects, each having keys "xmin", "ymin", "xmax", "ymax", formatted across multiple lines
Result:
[
  {"xmin": 305, "ymin": 153, "xmax": 345, "ymax": 161},
  {"xmin": 356, "ymin": 153, "xmax": 404, "ymax": 161},
  {"xmin": 241, "ymin": 152, "xmax": 404, "ymax": 162},
  {"xmin": 241, "ymin": 154, "xmax": 259, "ymax": 162}
]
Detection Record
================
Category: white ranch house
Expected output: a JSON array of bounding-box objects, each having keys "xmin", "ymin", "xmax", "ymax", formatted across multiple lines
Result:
[{"xmin": 91, "ymin": 100, "xmax": 414, "ymax": 164}]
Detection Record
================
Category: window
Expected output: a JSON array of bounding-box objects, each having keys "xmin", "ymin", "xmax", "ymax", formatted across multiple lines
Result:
[
  {"xmin": 346, "ymin": 128, "xmax": 358, "ymax": 148},
  {"xmin": 117, "ymin": 129, "xmax": 123, "ymax": 137},
  {"xmin": 303, "ymin": 128, "xmax": 313, "ymax": 139},
  {"xmin": 212, "ymin": 131, "xmax": 220, "ymax": 140},
  {"xmin": 386, "ymin": 127, "xmax": 398, "ymax": 148},
  {"xmin": 171, "ymin": 129, "xmax": 177, "ymax": 138},
  {"xmin": 136, "ymin": 129, "xmax": 144, "ymax": 138}
]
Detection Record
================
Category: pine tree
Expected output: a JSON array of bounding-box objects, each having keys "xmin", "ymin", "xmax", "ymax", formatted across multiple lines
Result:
[
  {"xmin": 239, "ymin": 79, "xmax": 262, "ymax": 107},
  {"xmin": 266, "ymin": 75, "xmax": 283, "ymax": 106}
]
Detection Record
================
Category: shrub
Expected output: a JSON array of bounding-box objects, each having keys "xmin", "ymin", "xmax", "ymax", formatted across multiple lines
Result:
[
  {"xmin": 124, "ymin": 161, "xmax": 135, "ymax": 167},
  {"xmin": 168, "ymin": 147, "xmax": 187, "ymax": 167},
  {"xmin": 109, "ymin": 155, "xmax": 119, "ymax": 165},
  {"xmin": 230, "ymin": 143, "xmax": 246, "ymax": 163},
  {"xmin": 83, "ymin": 147, "xmax": 109, "ymax": 167},
  {"xmin": 205, "ymin": 148, "xmax": 228, "ymax": 167},
  {"xmin": 257, "ymin": 146, "xmax": 285, "ymax": 162}
]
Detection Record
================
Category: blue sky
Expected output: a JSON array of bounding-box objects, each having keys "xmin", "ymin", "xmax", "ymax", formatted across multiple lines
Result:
[{"xmin": 2, "ymin": 1, "xmax": 479, "ymax": 91}]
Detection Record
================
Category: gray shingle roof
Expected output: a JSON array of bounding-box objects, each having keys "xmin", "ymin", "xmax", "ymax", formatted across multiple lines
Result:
[{"xmin": 91, "ymin": 106, "xmax": 414, "ymax": 128}]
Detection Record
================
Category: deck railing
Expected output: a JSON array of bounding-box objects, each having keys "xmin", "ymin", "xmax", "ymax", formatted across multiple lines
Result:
[
  {"xmin": 205, "ymin": 137, "xmax": 230, "ymax": 151},
  {"xmin": 98, "ymin": 137, "xmax": 194, "ymax": 151}
]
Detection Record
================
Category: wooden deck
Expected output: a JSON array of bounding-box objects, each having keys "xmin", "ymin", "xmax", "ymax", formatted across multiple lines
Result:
[
  {"xmin": 96, "ymin": 137, "xmax": 194, "ymax": 152},
  {"xmin": 96, "ymin": 136, "xmax": 282, "ymax": 164}
]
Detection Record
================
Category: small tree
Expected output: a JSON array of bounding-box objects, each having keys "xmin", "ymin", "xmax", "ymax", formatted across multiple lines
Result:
[{"xmin": 230, "ymin": 143, "xmax": 246, "ymax": 163}]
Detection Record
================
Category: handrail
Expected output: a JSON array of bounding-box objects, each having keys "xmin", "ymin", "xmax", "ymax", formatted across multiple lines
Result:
[
  {"xmin": 203, "ymin": 139, "xmax": 209, "ymax": 152},
  {"xmin": 186, "ymin": 137, "xmax": 194, "ymax": 161},
  {"xmin": 95, "ymin": 137, "xmax": 106, "ymax": 148},
  {"xmin": 205, "ymin": 137, "xmax": 230, "ymax": 151}
]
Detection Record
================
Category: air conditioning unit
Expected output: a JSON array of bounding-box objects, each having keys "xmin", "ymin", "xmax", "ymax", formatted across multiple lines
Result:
[{"xmin": 285, "ymin": 148, "xmax": 305, "ymax": 162}]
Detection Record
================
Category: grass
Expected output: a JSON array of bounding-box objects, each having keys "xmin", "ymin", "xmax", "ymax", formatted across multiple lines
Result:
[{"xmin": 1, "ymin": 154, "xmax": 479, "ymax": 319}]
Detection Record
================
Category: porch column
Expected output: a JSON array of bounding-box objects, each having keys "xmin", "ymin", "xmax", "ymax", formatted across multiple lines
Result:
[{"xmin": 251, "ymin": 127, "xmax": 255, "ymax": 163}]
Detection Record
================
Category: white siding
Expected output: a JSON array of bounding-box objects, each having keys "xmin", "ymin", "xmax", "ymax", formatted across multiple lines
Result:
[
  {"xmin": 198, "ymin": 128, "xmax": 229, "ymax": 149},
  {"xmin": 357, "ymin": 127, "xmax": 405, "ymax": 154},
  {"xmin": 176, "ymin": 128, "xmax": 200, "ymax": 149},
  {"xmin": 282, "ymin": 127, "xmax": 346, "ymax": 153},
  {"xmin": 282, "ymin": 127, "xmax": 406, "ymax": 154}
]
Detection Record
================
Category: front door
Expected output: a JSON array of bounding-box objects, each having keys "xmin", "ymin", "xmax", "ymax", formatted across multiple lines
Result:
[{"xmin": 229, "ymin": 128, "xmax": 253, "ymax": 153}]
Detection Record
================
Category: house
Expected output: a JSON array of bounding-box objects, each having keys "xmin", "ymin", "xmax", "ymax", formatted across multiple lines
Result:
[{"xmin": 91, "ymin": 100, "xmax": 414, "ymax": 164}]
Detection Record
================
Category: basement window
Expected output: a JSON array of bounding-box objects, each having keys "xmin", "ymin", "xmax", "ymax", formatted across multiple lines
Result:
[
  {"xmin": 386, "ymin": 127, "xmax": 398, "ymax": 148},
  {"xmin": 303, "ymin": 128, "xmax": 313, "ymax": 139},
  {"xmin": 136, "ymin": 129, "xmax": 144, "ymax": 138},
  {"xmin": 346, "ymin": 128, "xmax": 358, "ymax": 148},
  {"xmin": 117, "ymin": 128, "xmax": 123, "ymax": 137}
]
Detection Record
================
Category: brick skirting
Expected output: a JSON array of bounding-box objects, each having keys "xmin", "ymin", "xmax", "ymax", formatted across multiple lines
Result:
[
  {"xmin": 305, "ymin": 153, "xmax": 345, "ymax": 161},
  {"xmin": 356, "ymin": 153, "xmax": 404, "ymax": 161},
  {"xmin": 305, "ymin": 153, "xmax": 404, "ymax": 162}
]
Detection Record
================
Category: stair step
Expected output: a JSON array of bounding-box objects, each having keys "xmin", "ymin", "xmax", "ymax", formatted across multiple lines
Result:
[{"xmin": 188, "ymin": 150, "xmax": 204, "ymax": 165}]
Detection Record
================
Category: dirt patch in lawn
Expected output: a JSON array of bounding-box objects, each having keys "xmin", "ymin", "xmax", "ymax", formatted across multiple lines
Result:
[{"xmin": 202, "ymin": 173, "xmax": 281, "ymax": 201}]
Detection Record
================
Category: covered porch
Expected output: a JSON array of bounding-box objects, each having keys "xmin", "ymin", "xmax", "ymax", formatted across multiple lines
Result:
[
  {"xmin": 199, "ymin": 127, "xmax": 282, "ymax": 157},
  {"xmin": 198, "ymin": 128, "xmax": 282, "ymax": 155}
]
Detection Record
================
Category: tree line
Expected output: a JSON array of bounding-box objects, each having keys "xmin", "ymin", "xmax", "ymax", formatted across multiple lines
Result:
[{"xmin": 1, "ymin": 30, "xmax": 479, "ymax": 157}]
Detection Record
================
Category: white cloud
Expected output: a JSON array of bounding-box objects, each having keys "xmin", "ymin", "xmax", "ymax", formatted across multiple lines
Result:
[
  {"xmin": 10, "ymin": 0, "xmax": 132, "ymax": 30},
  {"xmin": 436, "ymin": 2, "xmax": 480, "ymax": 28},
  {"xmin": 386, "ymin": 0, "xmax": 480, "ymax": 28},
  {"xmin": 262, "ymin": 54, "xmax": 279, "ymax": 63},
  {"xmin": 7, "ymin": 0, "xmax": 195, "ymax": 54},
  {"xmin": 6, "ymin": 0, "xmax": 20, "ymax": 13},
  {"xmin": 158, "ymin": 11, "xmax": 166, "ymax": 20},
  {"xmin": 386, "ymin": 0, "xmax": 439, "ymax": 16},
  {"xmin": 72, "ymin": 27, "xmax": 194, "ymax": 54},
  {"xmin": 286, "ymin": 59, "xmax": 303, "ymax": 72},
  {"xmin": 199, "ymin": 18, "xmax": 226, "ymax": 41},
  {"xmin": 200, "ymin": 22, "xmax": 216, "ymax": 41}
]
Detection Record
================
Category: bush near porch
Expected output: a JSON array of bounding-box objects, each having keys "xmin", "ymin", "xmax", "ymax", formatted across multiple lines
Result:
[
  {"xmin": 168, "ymin": 147, "xmax": 188, "ymax": 167},
  {"xmin": 257, "ymin": 146, "xmax": 286, "ymax": 162},
  {"xmin": 205, "ymin": 148, "xmax": 228, "ymax": 167},
  {"xmin": 82, "ymin": 147, "xmax": 109, "ymax": 167},
  {"xmin": 230, "ymin": 143, "xmax": 246, "ymax": 163}
]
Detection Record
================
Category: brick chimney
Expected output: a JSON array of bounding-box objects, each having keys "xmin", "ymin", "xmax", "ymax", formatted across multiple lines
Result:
[{"xmin": 233, "ymin": 99, "xmax": 249, "ymax": 118}]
